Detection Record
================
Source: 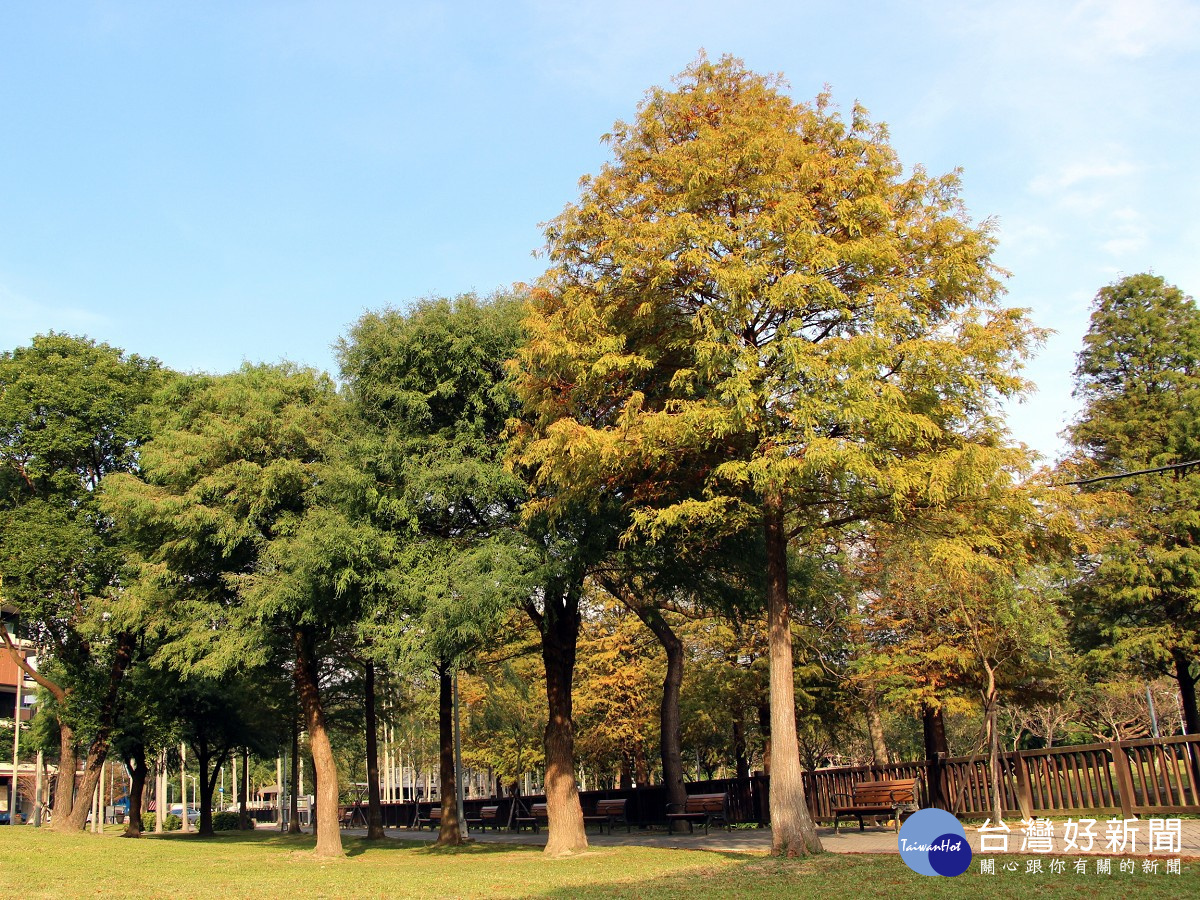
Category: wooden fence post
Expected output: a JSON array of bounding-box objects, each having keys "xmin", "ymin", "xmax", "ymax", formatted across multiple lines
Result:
[
  {"xmin": 1111, "ymin": 741, "xmax": 1136, "ymax": 818},
  {"xmin": 1012, "ymin": 751, "xmax": 1034, "ymax": 820}
]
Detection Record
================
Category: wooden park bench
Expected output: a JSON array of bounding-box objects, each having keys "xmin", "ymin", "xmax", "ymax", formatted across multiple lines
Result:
[
  {"xmin": 415, "ymin": 806, "xmax": 443, "ymax": 830},
  {"xmin": 584, "ymin": 798, "xmax": 630, "ymax": 834},
  {"xmin": 665, "ymin": 793, "xmax": 729, "ymax": 835},
  {"xmin": 514, "ymin": 802, "xmax": 549, "ymax": 833},
  {"xmin": 832, "ymin": 778, "xmax": 919, "ymax": 833},
  {"xmin": 474, "ymin": 805, "xmax": 501, "ymax": 831}
]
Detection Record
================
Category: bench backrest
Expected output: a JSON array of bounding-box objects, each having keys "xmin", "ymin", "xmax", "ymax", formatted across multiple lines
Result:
[
  {"xmin": 851, "ymin": 779, "xmax": 917, "ymax": 804},
  {"xmin": 480, "ymin": 805, "xmax": 499, "ymax": 818},
  {"xmin": 531, "ymin": 803, "xmax": 548, "ymax": 818},
  {"xmin": 596, "ymin": 799, "xmax": 626, "ymax": 817},
  {"xmin": 429, "ymin": 807, "xmax": 443, "ymax": 820},
  {"xmin": 685, "ymin": 793, "xmax": 727, "ymax": 813}
]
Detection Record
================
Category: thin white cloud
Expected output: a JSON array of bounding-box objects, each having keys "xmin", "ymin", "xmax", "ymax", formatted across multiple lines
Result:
[
  {"xmin": 937, "ymin": 0, "xmax": 1199, "ymax": 64},
  {"xmin": 0, "ymin": 285, "xmax": 110, "ymax": 347},
  {"xmin": 1067, "ymin": 0, "xmax": 1200, "ymax": 61},
  {"xmin": 997, "ymin": 220, "xmax": 1059, "ymax": 257},
  {"xmin": 1030, "ymin": 158, "xmax": 1141, "ymax": 193},
  {"xmin": 1100, "ymin": 207, "xmax": 1150, "ymax": 257}
]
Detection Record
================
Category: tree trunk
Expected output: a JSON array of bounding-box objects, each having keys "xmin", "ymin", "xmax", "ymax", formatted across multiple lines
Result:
[
  {"xmin": 527, "ymin": 579, "xmax": 588, "ymax": 856},
  {"xmin": 56, "ymin": 631, "xmax": 136, "ymax": 831},
  {"xmin": 123, "ymin": 742, "xmax": 147, "ymax": 837},
  {"xmin": 619, "ymin": 757, "xmax": 632, "ymax": 790},
  {"xmin": 865, "ymin": 691, "xmax": 889, "ymax": 767},
  {"xmin": 363, "ymin": 660, "xmax": 385, "ymax": 840},
  {"xmin": 1173, "ymin": 648, "xmax": 1199, "ymax": 736},
  {"xmin": 757, "ymin": 702, "xmax": 771, "ymax": 774},
  {"xmin": 762, "ymin": 491, "xmax": 823, "ymax": 856},
  {"xmin": 197, "ymin": 747, "xmax": 216, "ymax": 836},
  {"xmin": 52, "ymin": 721, "xmax": 78, "ymax": 825},
  {"xmin": 922, "ymin": 703, "xmax": 949, "ymax": 810},
  {"xmin": 1172, "ymin": 649, "xmax": 1200, "ymax": 788},
  {"xmin": 733, "ymin": 712, "xmax": 750, "ymax": 782},
  {"xmin": 633, "ymin": 742, "xmax": 650, "ymax": 786},
  {"xmin": 288, "ymin": 718, "xmax": 301, "ymax": 834},
  {"xmin": 626, "ymin": 599, "xmax": 688, "ymax": 828},
  {"xmin": 1, "ymin": 637, "xmax": 76, "ymax": 822},
  {"xmin": 436, "ymin": 662, "xmax": 465, "ymax": 846},
  {"xmin": 293, "ymin": 628, "xmax": 343, "ymax": 857},
  {"xmin": 984, "ymin": 673, "xmax": 1003, "ymax": 824},
  {"xmin": 238, "ymin": 748, "xmax": 250, "ymax": 831}
]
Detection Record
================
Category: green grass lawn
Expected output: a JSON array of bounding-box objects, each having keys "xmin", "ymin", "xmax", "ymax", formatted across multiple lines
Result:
[{"xmin": 0, "ymin": 827, "xmax": 1195, "ymax": 899}]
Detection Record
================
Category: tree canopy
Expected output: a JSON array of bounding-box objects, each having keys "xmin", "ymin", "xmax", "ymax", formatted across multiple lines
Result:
[
  {"xmin": 512, "ymin": 53, "xmax": 1041, "ymax": 856},
  {"xmin": 1066, "ymin": 273, "xmax": 1200, "ymax": 736}
]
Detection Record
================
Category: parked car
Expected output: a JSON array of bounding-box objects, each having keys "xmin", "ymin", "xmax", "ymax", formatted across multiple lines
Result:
[
  {"xmin": 168, "ymin": 804, "xmax": 201, "ymax": 824},
  {"xmin": 0, "ymin": 812, "xmax": 26, "ymax": 825}
]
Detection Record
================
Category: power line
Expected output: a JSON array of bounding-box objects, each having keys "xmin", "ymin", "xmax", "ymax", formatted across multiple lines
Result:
[{"xmin": 1064, "ymin": 459, "xmax": 1200, "ymax": 486}]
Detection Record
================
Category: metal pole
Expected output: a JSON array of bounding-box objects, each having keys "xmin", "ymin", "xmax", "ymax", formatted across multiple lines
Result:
[
  {"xmin": 33, "ymin": 749, "xmax": 43, "ymax": 826},
  {"xmin": 91, "ymin": 766, "xmax": 102, "ymax": 833},
  {"xmin": 155, "ymin": 752, "xmax": 164, "ymax": 833},
  {"xmin": 180, "ymin": 743, "xmax": 189, "ymax": 833},
  {"xmin": 1147, "ymin": 683, "xmax": 1161, "ymax": 738},
  {"xmin": 276, "ymin": 755, "xmax": 283, "ymax": 829},
  {"xmin": 453, "ymin": 670, "xmax": 465, "ymax": 832}
]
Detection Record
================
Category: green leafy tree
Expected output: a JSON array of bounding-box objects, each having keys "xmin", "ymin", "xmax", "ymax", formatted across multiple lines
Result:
[
  {"xmin": 512, "ymin": 55, "xmax": 1040, "ymax": 855},
  {"xmin": 857, "ymin": 491, "xmax": 1069, "ymax": 822},
  {"xmin": 1066, "ymin": 273, "xmax": 1200, "ymax": 738},
  {"xmin": 102, "ymin": 363, "xmax": 377, "ymax": 857},
  {"xmin": 338, "ymin": 293, "xmax": 533, "ymax": 846},
  {"xmin": 0, "ymin": 333, "xmax": 162, "ymax": 830}
]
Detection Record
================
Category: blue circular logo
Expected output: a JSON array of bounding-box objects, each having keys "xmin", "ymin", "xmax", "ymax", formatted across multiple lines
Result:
[{"xmin": 898, "ymin": 809, "xmax": 972, "ymax": 877}]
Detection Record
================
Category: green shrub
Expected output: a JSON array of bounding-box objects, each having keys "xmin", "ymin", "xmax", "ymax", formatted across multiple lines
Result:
[
  {"xmin": 212, "ymin": 811, "xmax": 241, "ymax": 831},
  {"xmin": 139, "ymin": 816, "xmax": 181, "ymax": 835}
]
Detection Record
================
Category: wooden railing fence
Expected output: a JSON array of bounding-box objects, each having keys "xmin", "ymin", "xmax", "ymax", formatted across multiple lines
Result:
[
  {"xmin": 803, "ymin": 734, "xmax": 1200, "ymax": 822},
  {"xmin": 343, "ymin": 734, "xmax": 1200, "ymax": 828}
]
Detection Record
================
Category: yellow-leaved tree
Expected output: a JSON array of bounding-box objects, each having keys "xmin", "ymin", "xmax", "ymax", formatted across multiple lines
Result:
[{"xmin": 511, "ymin": 54, "xmax": 1041, "ymax": 855}]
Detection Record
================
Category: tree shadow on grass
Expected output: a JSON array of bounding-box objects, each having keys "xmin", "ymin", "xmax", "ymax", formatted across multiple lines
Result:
[{"xmin": 343, "ymin": 837, "xmax": 544, "ymax": 859}]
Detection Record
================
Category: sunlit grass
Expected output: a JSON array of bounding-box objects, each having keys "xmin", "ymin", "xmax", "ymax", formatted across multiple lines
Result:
[{"xmin": 0, "ymin": 826, "xmax": 1194, "ymax": 899}]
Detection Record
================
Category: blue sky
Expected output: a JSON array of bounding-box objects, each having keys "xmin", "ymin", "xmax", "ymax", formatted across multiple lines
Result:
[{"xmin": 2, "ymin": 1, "xmax": 1198, "ymax": 462}]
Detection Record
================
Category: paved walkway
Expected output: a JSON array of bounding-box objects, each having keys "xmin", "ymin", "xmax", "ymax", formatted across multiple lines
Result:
[{"xmin": 345, "ymin": 816, "xmax": 1200, "ymax": 858}]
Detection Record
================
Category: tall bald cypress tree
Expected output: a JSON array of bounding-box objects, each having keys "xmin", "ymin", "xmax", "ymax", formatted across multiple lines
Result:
[
  {"xmin": 1068, "ymin": 273, "xmax": 1200, "ymax": 737},
  {"xmin": 513, "ymin": 54, "xmax": 1040, "ymax": 856}
]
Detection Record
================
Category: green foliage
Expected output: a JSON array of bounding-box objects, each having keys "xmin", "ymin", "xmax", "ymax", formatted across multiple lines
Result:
[
  {"xmin": 339, "ymin": 293, "xmax": 536, "ymax": 671},
  {"xmin": 0, "ymin": 332, "xmax": 164, "ymax": 773},
  {"xmin": 162, "ymin": 814, "xmax": 182, "ymax": 832},
  {"xmin": 513, "ymin": 54, "xmax": 1042, "ymax": 543},
  {"xmin": 211, "ymin": 811, "xmax": 241, "ymax": 831},
  {"xmin": 856, "ymin": 506, "xmax": 1069, "ymax": 713},
  {"xmin": 1070, "ymin": 273, "xmax": 1200, "ymax": 467},
  {"xmin": 1065, "ymin": 274, "xmax": 1200, "ymax": 721},
  {"xmin": 101, "ymin": 363, "xmax": 373, "ymax": 675}
]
